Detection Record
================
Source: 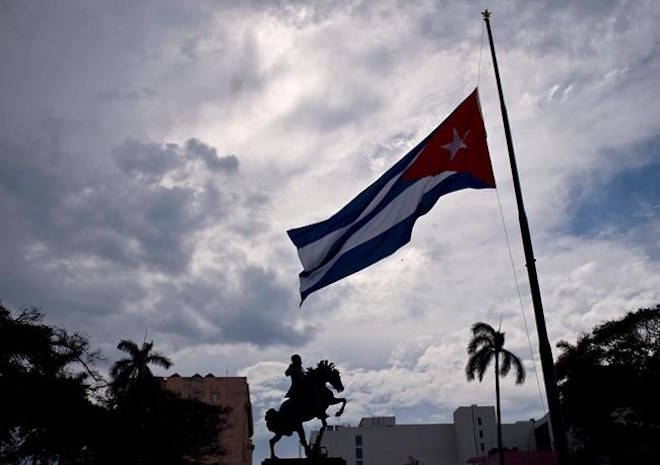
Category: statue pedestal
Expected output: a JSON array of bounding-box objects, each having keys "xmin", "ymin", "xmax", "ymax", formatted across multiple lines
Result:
[{"xmin": 262, "ymin": 458, "xmax": 346, "ymax": 465}]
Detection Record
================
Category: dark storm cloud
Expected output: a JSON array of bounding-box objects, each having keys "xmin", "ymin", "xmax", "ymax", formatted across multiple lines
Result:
[
  {"xmin": 219, "ymin": 265, "xmax": 311, "ymax": 345},
  {"xmin": 0, "ymin": 1, "xmax": 270, "ymax": 143},
  {"xmin": 113, "ymin": 139, "xmax": 182, "ymax": 183},
  {"xmin": 114, "ymin": 138, "xmax": 239, "ymax": 181},
  {"xmin": 0, "ymin": 0, "xmax": 306, "ymax": 353},
  {"xmin": 0, "ymin": 121, "xmax": 283, "ymax": 345},
  {"xmin": 97, "ymin": 86, "xmax": 159, "ymax": 102},
  {"xmin": 415, "ymin": 2, "xmax": 481, "ymax": 46},
  {"xmin": 0, "ymin": 243, "xmax": 147, "ymax": 324},
  {"xmin": 185, "ymin": 138, "xmax": 239, "ymax": 173},
  {"xmin": 0, "ymin": 131, "xmax": 234, "ymax": 275},
  {"xmin": 152, "ymin": 265, "xmax": 313, "ymax": 347}
]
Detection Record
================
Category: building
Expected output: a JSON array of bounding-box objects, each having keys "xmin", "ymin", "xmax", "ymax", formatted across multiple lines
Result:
[
  {"xmin": 162, "ymin": 373, "xmax": 254, "ymax": 465},
  {"xmin": 311, "ymin": 405, "xmax": 554, "ymax": 465},
  {"xmin": 468, "ymin": 450, "xmax": 556, "ymax": 465}
]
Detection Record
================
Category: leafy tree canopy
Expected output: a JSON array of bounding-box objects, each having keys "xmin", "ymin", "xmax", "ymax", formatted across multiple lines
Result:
[
  {"xmin": 0, "ymin": 304, "xmax": 103, "ymax": 464},
  {"xmin": 556, "ymin": 305, "xmax": 660, "ymax": 464},
  {"xmin": 0, "ymin": 303, "xmax": 229, "ymax": 465}
]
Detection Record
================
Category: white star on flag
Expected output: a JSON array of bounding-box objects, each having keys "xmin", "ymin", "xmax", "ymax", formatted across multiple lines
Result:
[{"xmin": 442, "ymin": 127, "xmax": 470, "ymax": 160}]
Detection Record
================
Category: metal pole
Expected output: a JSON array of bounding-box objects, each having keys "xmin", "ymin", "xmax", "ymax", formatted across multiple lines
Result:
[{"xmin": 481, "ymin": 10, "xmax": 570, "ymax": 465}]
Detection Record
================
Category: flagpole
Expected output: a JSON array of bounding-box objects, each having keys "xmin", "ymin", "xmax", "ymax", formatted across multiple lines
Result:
[{"xmin": 481, "ymin": 10, "xmax": 570, "ymax": 465}]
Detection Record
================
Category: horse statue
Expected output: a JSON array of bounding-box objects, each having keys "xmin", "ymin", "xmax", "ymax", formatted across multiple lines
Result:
[{"xmin": 265, "ymin": 359, "xmax": 347, "ymax": 459}]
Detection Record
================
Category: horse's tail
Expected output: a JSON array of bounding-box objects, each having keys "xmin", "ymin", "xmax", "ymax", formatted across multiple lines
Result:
[{"xmin": 265, "ymin": 408, "xmax": 279, "ymax": 433}]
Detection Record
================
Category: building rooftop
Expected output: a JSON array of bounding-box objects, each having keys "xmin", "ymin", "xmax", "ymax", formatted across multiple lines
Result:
[{"xmin": 358, "ymin": 416, "xmax": 396, "ymax": 427}]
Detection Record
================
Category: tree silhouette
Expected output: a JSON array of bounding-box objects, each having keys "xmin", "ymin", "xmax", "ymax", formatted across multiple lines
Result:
[
  {"xmin": 1, "ymin": 303, "xmax": 229, "ymax": 465},
  {"xmin": 108, "ymin": 339, "xmax": 228, "ymax": 465},
  {"xmin": 465, "ymin": 322, "xmax": 525, "ymax": 465},
  {"xmin": 0, "ymin": 304, "xmax": 103, "ymax": 464},
  {"xmin": 556, "ymin": 305, "xmax": 660, "ymax": 463},
  {"xmin": 110, "ymin": 339, "xmax": 172, "ymax": 393}
]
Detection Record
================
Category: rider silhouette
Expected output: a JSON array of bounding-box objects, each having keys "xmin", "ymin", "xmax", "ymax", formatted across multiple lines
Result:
[
  {"xmin": 285, "ymin": 354, "xmax": 327, "ymax": 419},
  {"xmin": 285, "ymin": 354, "xmax": 305, "ymax": 400}
]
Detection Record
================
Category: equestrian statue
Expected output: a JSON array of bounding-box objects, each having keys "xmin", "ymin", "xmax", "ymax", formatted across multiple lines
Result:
[{"xmin": 265, "ymin": 355, "xmax": 347, "ymax": 459}]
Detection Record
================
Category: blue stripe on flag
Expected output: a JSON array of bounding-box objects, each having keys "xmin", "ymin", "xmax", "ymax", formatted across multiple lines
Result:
[
  {"xmin": 298, "ymin": 176, "xmax": 420, "ymax": 278},
  {"xmin": 287, "ymin": 133, "xmax": 433, "ymax": 248},
  {"xmin": 299, "ymin": 172, "xmax": 491, "ymax": 301}
]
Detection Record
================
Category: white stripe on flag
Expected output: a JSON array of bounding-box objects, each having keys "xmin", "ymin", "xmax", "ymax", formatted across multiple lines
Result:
[
  {"xmin": 297, "ymin": 144, "xmax": 428, "ymax": 270},
  {"xmin": 296, "ymin": 173, "xmax": 402, "ymax": 270},
  {"xmin": 300, "ymin": 171, "xmax": 455, "ymax": 293}
]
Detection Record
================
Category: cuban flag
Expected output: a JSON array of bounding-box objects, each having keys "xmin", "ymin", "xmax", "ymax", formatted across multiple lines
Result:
[{"xmin": 288, "ymin": 89, "xmax": 496, "ymax": 303}]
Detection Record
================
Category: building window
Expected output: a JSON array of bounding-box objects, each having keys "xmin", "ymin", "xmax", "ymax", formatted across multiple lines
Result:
[
  {"xmin": 480, "ymin": 443, "xmax": 485, "ymax": 452},
  {"xmin": 477, "ymin": 417, "xmax": 482, "ymax": 426},
  {"xmin": 355, "ymin": 435, "xmax": 362, "ymax": 446},
  {"xmin": 479, "ymin": 430, "xmax": 483, "ymax": 438},
  {"xmin": 356, "ymin": 461, "xmax": 363, "ymax": 465},
  {"xmin": 355, "ymin": 448, "xmax": 363, "ymax": 459}
]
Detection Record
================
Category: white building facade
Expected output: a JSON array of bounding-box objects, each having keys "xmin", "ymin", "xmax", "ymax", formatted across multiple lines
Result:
[{"xmin": 311, "ymin": 405, "xmax": 551, "ymax": 465}]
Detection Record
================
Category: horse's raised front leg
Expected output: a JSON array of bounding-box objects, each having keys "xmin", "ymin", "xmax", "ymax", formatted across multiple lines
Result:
[
  {"xmin": 326, "ymin": 394, "xmax": 347, "ymax": 417},
  {"xmin": 335, "ymin": 397, "xmax": 347, "ymax": 416},
  {"xmin": 269, "ymin": 433, "xmax": 282, "ymax": 459}
]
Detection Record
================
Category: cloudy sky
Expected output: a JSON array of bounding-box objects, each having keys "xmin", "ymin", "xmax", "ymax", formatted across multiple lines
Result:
[{"xmin": 2, "ymin": 0, "xmax": 660, "ymax": 461}]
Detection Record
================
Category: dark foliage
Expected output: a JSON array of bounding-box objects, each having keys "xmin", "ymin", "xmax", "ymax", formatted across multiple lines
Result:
[
  {"xmin": 107, "ymin": 339, "xmax": 229, "ymax": 465},
  {"xmin": 556, "ymin": 305, "xmax": 660, "ymax": 464},
  {"xmin": 465, "ymin": 322, "xmax": 526, "ymax": 384},
  {"xmin": 0, "ymin": 304, "xmax": 103, "ymax": 464},
  {"xmin": 111, "ymin": 339, "xmax": 172, "ymax": 394},
  {"xmin": 100, "ymin": 377, "xmax": 229, "ymax": 465},
  {"xmin": 0, "ymin": 303, "xmax": 228, "ymax": 465}
]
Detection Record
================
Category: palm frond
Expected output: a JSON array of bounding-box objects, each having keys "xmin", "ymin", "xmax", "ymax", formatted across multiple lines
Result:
[
  {"xmin": 475, "ymin": 347, "xmax": 494, "ymax": 381},
  {"xmin": 465, "ymin": 352, "xmax": 479, "ymax": 381},
  {"xmin": 117, "ymin": 340, "xmax": 140, "ymax": 356},
  {"xmin": 111, "ymin": 339, "xmax": 172, "ymax": 392},
  {"xmin": 110, "ymin": 359, "xmax": 132, "ymax": 379},
  {"xmin": 146, "ymin": 353, "xmax": 173, "ymax": 369},
  {"xmin": 467, "ymin": 334, "xmax": 494, "ymax": 354},
  {"xmin": 466, "ymin": 346, "xmax": 493, "ymax": 382},
  {"xmin": 500, "ymin": 351, "xmax": 512, "ymax": 377},
  {"xmin": 471, "ymin": 322, "xmax": 496, "ymax": 338},
  {"xmin": 502, "ymin": 349, "xmax": 526, "ymax": 384}
]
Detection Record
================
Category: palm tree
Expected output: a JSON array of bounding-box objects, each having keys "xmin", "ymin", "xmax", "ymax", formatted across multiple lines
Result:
[
  {"xmin": 110, "ymin": 339, "xmax": 172, "ymax": 393},
  {"xmin": 465, "ymin": 322, "xmax": 525, "ymax": 465}
]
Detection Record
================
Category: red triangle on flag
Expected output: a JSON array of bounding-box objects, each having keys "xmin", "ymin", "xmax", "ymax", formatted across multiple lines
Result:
[{"xmin": 402, "ymin": 89, "xmax": 495, "ymax": 188}]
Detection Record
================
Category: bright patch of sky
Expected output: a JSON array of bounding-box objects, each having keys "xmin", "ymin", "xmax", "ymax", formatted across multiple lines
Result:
[{"xmin": 567, "ymin": 136, "xmax": 660, "ymax": 246}]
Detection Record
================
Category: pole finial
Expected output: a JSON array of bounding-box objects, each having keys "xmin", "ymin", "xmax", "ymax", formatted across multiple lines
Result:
[{"xmin": 481, "ymin": 9, "xmax": 491, "ymax": 20}]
